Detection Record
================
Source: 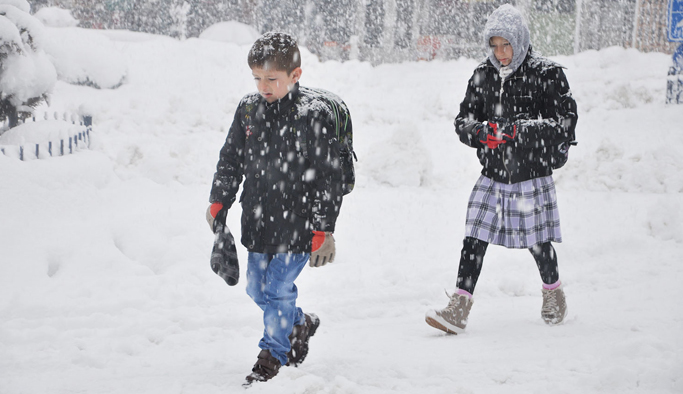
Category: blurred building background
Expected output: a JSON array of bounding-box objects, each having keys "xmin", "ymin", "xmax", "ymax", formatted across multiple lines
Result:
[{"xmin": 31, "ymin": 0, "xmax": 680, "ymax": 62}]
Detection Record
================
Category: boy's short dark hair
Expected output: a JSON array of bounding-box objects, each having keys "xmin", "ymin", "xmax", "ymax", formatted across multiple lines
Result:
[{"xmin": 248, "ymin": 32, "xmax": 301, "ymax": 74}]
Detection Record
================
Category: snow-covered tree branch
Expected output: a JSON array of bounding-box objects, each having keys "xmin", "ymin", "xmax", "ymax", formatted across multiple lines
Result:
[{"xmin": 0, "ymin": 0, "xmax": 56, "ymax": 128}]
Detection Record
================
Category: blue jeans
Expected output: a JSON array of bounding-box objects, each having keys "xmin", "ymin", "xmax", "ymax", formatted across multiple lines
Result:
[{"xmin": 246, "ymin": 252, "xmax": 309, "ymax": 365}]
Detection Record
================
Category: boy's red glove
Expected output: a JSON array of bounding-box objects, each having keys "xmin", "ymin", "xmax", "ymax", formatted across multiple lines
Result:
[{"xmin": 310, "ymin": 231, "xmax": 335, "ymax": 267}]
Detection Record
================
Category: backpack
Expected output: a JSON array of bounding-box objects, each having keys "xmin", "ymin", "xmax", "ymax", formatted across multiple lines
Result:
[
  {"xmin": 298, "ymin": 87, "xmax": 356, "ymax": 195},
  {"xmin": 551, "ymin": 141, "xmax": 577, "ymax": 170}
]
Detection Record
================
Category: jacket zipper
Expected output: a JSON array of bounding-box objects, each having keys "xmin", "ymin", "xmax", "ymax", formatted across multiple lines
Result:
[{"xmin": 499, "ymin": 75, "xmax": 512, "ymax": 184}]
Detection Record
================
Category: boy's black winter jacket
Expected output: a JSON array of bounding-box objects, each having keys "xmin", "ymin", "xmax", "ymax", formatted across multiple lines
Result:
[
  {"xmin": 455, "ymin": 49, "xmax": 578, "ymax": 184},
  {"xmin": 210, "ymin": 83, "xmax": 345, "ymax": 254}
]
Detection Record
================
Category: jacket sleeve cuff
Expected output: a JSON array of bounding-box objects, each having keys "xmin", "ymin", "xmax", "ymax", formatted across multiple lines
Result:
[{"xmin": 312, "ymin": 213, "xmax": 336, "ymax": 233}]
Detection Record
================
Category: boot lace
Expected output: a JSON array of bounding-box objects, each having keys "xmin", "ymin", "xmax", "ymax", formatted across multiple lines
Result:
[
  {"xmin": 542, "ymin": 289, "xmax": 559, "ymax": 314},
  {"xmin": 444, "ymin": 290, "xmax": 459, "ymax": 308},
  {"xmin": 443, "ymin": 290, "xmax": 469, "ymax": 313}
]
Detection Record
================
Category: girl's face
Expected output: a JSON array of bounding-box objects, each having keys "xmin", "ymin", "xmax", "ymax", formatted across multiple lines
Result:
[
  {"xmin": 490, "ymin": 36, "xmax": 513, "ymax": 66},
  {"xmin": 251, "ymin": 67, "xmax": 302, "ymax": 103}
]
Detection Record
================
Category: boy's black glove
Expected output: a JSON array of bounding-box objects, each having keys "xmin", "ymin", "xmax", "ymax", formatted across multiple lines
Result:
[{"xmin": 211, "ymin": 222, "xmax": 239, "ymax": 286}]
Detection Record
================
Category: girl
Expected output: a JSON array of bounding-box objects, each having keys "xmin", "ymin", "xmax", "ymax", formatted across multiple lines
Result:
[{"xmin": 426, "ymin": 4, "xmax": 578, "ymax": 334}]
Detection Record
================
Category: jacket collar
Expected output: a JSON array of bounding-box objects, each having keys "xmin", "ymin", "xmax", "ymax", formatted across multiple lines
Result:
[{"xmin": 261, "ymin": 82, "xmax": 300, "ymax": 113}]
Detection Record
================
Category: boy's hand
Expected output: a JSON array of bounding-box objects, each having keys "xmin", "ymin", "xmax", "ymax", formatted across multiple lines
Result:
[
  {"xmin": 310, "ymin": 231, "xmax": 335, "ymax": 267},
  {"xmin": 206, "ymin": 202, "xmax": 227, "ymax": 232}
]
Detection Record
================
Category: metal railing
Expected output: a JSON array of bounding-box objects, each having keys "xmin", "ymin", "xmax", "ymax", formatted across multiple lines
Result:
[{"xmin": 0, "ymin": 113, "xmax": 93, "ymax": 161}]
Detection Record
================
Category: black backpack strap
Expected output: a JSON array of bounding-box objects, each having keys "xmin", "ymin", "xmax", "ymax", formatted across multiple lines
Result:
[{"xmin": 295, "ymin": 127, "xmax": 308, "ymax": 160}]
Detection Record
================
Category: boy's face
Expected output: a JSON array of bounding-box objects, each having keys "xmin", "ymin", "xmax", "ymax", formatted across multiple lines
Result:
[
  {"xmin": 490, "ymin": 36, "xmax": 513, "ymax": 66},
  {"xmin": 251, "ymin": 67, "xmax": 302, "ymax": 103}
]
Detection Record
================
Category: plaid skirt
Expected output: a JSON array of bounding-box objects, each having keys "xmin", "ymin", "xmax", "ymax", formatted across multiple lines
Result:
[{"xmin": 464, "ymin": 175, "xmax": 562, "ymax": 248}]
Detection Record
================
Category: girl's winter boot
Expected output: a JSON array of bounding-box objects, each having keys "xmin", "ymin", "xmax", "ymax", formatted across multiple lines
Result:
[
  {"xmin": 541, "ymin": 283, "xmax": 567, "ymax": 325},
  {"xmin": 425, "ymin": 292, "xmax": 473, "ymax": 334}
]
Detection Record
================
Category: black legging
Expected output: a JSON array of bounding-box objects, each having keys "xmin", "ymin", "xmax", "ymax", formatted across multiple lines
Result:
[{"xmin": 455, "ymin": 237, "xmax": 559, "ymax": 295}]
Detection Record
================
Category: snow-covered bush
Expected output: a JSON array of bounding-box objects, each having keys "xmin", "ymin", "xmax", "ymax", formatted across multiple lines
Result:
[
  {"xmin": 36, "ymin": 7, "xmax": 127, "ymax": 90},
  {"xmin": 33, "ymin": 6, "xmax": 78, "ymax": 28},
  {"xmin": 0, "ymin": 0, "xmax": 56, "ymax": 126},
  {"xmin": 198, "ymin": 21, "xmax": 260, "ymax": 46},
  {"xmin": 0, "ymin": 0, "xmax": 27, "ymax": 13},
  {"xmin": 40, "ymin": 26, "xmax": 127, "ymax": 90}
]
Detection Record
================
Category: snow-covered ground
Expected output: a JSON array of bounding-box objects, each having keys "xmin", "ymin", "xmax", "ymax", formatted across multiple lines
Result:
[{"xmin": 1, "ymin": 24, "xmax": 682, "ymax": 394}]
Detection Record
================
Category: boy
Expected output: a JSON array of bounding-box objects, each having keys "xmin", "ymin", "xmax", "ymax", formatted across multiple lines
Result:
[
  {"xmin": 425, "ymin": 4, "xmax": 577, "ymax": 334},
  {"xmin": 207, "ymin": 32, "xmax": 348, "ymax": 385}
]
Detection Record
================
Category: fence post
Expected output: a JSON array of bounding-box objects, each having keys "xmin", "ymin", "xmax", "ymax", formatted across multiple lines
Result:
[{"xmin": 83, "ymin": 116, "xmax": 92, "ymax": 148}]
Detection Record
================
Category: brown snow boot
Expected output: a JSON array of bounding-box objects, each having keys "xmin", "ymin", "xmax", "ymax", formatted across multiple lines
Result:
[
  {"xmin": 286, "ymin": 313, "xmax": 320, "ymax": 367},
  {"xmin": 243, "ymin": 349, "xmax": 281, "ymax": 386}
]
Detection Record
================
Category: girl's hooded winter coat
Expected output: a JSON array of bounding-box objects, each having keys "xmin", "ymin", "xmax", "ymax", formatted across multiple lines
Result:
[{"xmin": 455, "ymin": 4, "xmax": 578, "ymax": 184}]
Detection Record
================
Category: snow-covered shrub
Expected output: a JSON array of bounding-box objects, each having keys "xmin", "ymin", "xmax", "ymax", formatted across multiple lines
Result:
[
  {"xmin": 0, "ymin": 0, "xmax": 27, "ymax": 13},
  {"xmin": 40, "ymin": 26, "xmax": 127, "ymax": 90},
  {"xmin": 33, "ymin": 6, "xmax": 78, "ymax": 28},
  {"xmin": 0, "ymin": 0, "xmax": 56, "ymax": 127},
  {"xmin": 198, "ymin": 21, "xmax": 260, "ymax": 46}
]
